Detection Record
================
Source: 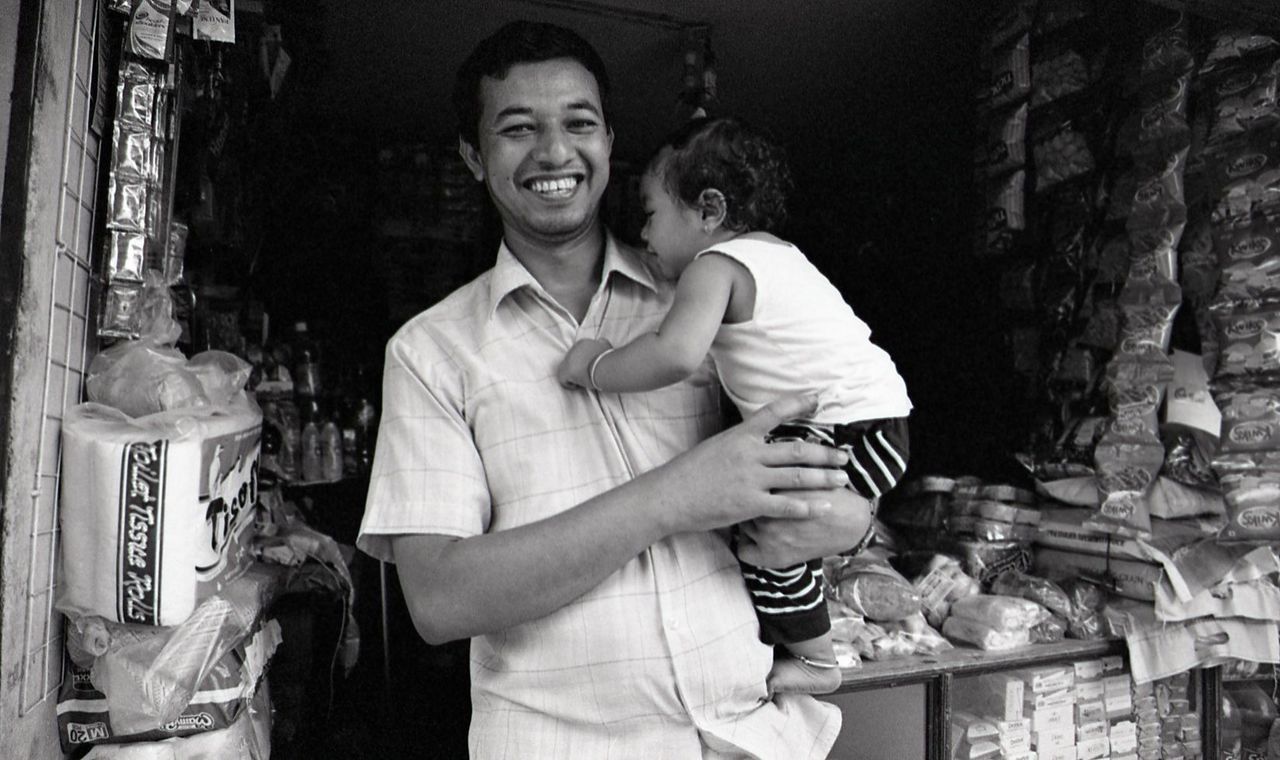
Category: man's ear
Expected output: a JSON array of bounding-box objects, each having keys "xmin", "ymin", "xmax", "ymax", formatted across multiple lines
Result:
[
  {"xmin": 458, "ymin": 137, "xmax": 485, "ymax": 182},
  {"xmin": 698, "ymin": 189, "xmax": 728, "ymax": 229}
]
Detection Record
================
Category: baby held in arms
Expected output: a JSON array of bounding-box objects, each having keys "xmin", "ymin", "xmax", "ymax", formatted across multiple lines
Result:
[{"xmin": 558, "ymin": 116, "xmax": 913, "ymax": 694}]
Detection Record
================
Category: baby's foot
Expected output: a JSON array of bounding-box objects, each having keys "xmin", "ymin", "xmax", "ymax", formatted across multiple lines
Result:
[{"xmin": 766, "ymin": 655, "xmax": 843, "ymax": 696}]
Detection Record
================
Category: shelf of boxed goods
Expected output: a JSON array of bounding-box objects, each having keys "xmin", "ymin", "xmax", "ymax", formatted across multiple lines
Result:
[{"xmin": 834, "ymin": 641, "xmax": 1221, "ymax": 760}]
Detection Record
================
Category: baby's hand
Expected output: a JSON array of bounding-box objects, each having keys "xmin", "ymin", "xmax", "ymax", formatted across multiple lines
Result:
[{"xmin": 558, "ymin": 338, "xmax": 613, "ymax": 389}]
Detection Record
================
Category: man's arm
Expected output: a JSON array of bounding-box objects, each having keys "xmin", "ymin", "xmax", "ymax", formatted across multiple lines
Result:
[{"xmin": 392, "ymin": 394, "xmax": 851, "ymax": 645}]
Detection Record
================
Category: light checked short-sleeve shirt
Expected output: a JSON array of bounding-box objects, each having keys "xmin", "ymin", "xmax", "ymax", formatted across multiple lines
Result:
[{"xmin": 357, "ymin": 233, "xmax": 840, "ymax": 760}]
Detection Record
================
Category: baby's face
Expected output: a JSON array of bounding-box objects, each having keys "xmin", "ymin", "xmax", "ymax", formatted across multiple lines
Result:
[{"xmin": 639, "ymin": 159, "xmax": 706, "ymax": 281}]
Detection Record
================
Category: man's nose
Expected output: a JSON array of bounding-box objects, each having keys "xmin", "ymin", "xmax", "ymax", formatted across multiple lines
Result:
[{"xmin": 534, "ymin": 127, "xmax": 572, "ymax": 165}]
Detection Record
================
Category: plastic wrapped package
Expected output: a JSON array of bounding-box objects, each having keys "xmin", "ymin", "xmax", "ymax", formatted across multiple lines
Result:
[
  {"xmin": 829, "ymin": 551, "xmax": 922, "ymax": 621},
  {"xmin": 989, "ymin": 569, "xmax": 1074, "ymax": 618},
  {"xmin": 942, "ymin": 615, "xmax": 1033, "ymax": 651},
  {"xmin": 912, "ymin": 554, "xmax": 981, "ymax": 628},
  {"xmin": 82, "ymin": 677, "xmax": 272, "ymax": 759},
  {"xmin": 948, "ymin": 593, "xmax": 1050, "ymax": 631},
  {"xmin": 880, "ymin": 612, "xmax": 954, "ymax": 656},
  {"xmin": 69, "ymin": 566, "xmax": 283, "ymax": 736},
  {"xmin": 59, "ymin": 617, "xmax": 279, "ymax": 755},
  {"xmin": 59, "ymin": 400, "xmax": 263, "ymax": 627}
]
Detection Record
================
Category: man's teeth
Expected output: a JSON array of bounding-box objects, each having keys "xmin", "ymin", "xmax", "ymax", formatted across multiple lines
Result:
[{"xmin": 529, "ymin": 177, "xmax": 578, "ymax": 193}]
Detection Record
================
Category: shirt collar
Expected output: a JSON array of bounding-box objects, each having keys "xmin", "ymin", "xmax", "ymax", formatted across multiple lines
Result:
[{"xmin": 486, "ymin": 230, "xmax": 659, "ymax": 319}]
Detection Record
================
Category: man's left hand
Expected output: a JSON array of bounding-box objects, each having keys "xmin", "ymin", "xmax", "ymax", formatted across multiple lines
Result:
[{"xmin": 735, "ymin": 487, "xmax": 872, "ymax": 568}]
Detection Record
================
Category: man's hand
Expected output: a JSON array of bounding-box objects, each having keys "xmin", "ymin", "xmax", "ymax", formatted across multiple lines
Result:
[
  {"xmin": 558, "ymin": 338, "xmax": 613, "ymax": 389},
  {"xmin": 648, "ymin": 394, "xmax": 852, "ymax": 535},
  {"xmin": 736, "ymin": 488, "xmax": 872, "ymax": 568}
]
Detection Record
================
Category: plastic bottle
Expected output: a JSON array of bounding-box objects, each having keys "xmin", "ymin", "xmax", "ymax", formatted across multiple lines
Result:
[
  {"xmin": 321, "ymin": 413, "xmax": 344, "ymax": 482},
  {"xmin": 292, "ymin": 321, "xmax": 322, "ymax": 398},
  {"xmin": 1224, "ymin": 690, "xmax": 1244, "ymax": 760},
  {"xmin": 1229, "ymin": 683, "xmax": 1279, "ymax": 757},
  {"xmin": 301, "ymin": 417, "xmax": 323, "ymax": 483},
  {"xmin": 351, "ymin": 365, "xmax": 379, "ymax": 475}
]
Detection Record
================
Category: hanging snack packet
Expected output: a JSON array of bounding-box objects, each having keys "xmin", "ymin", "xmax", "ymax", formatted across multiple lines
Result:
[
  {"xmin": 1114, "ymin": 268, "xmax": 1183, "ymax": 361},
  {"xmin": 987, "ymin": 0, "xmax": 1036, "ymax": 53},
  {"xmin": 1211, "ymin": 299, "xmax": 1280, "ymax": 380},
  {"xmin": 1031, "ymin": 44, "xmax": 1093, "ymax": 110},
  {"xmin": 193, "ymin": 0, "xmax": 236, "ymax": 44},
  {"xmin": 979, "ymin": 169, "xmax": 1026, "ymax": 257},
  {"xmin": 1089, "ymin": 421, "xmax": 1162, "ymax": 535},
  {"xmin": 1215, "ymin": 382, "xmax": 1280, "ymax": 454},
  {"xmin": 1178, "ymin": 212, "xmax": 1217, "ymax": 303},
  {"xmin": 1203, "ymin": 130, "xmax": 1280, "ymax": 224},
  {"xmin": 1201, "ymin": 27, "xmax": 1280, "ymax": 76},
  {"xmin": 981, "ymin": 34, "xmax": 1032, "ymax": 110},
  {"xmin": 1203, "ymin": 56, "xmax": 1280, "ymax": 146},
  {"xmin": 1212, "ymin": 210, "xmax": 1280, "ymax": 307},
  {"xmin": 126, "ymin": 0, "xmax": 174, "ymax": 61},
  {"xmin": 1211, "ymin": 450, "xmax": 1280, "ymax": 541},
  {"xmin": 1130, "ymin": 223, "xmax": 1185, "ymax": 283},
  {"xmin": 981, "ymin": 102, "xmax": 1028, "ymax": 178},
  {"xmin": 1136, "ymin": 8, "xmax": 1193, "ymax": 87},
  {"xmin": 1115, "ymin": 72, "xmax": 1191, "ymax": 158},
  {"xmin": 1126, "ymin": 148, "xmax": 1188, "ymax": 233},
  {"xmin": 1032, "ymin": 109, "xmax": 1098, "ymax": 192}
]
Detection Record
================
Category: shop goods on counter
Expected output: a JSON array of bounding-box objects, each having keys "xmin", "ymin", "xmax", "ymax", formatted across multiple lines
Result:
[{"xmin": 57, "ymin": 619, "xmax": 279, "ymax": 754}]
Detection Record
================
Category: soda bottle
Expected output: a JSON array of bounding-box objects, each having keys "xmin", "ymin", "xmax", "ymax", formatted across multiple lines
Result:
[
  {"xmin": 1224, "ymin": 690, "xmax": 1244, "ymax": 760},
  {"xmin": 321, "ymin": 412, "xmax": 344, "ymax": 482},
  {"xmin": 301, "ymin": 415, "xmax": 323, "ymax": 483},
  {"xmin": 292, "ymin": 321, "xmax": 322, "ymax": 398}
]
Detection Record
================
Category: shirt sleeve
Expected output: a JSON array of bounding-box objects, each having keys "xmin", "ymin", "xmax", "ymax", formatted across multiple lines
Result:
[{"xmin": 356, "ymin": 330, "xmax": 490, "ymax": 563}]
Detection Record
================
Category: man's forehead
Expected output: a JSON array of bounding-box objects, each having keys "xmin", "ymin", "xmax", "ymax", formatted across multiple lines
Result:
[{"xmin": 479, "ymin": 58, "xmax": 603, "ymax": 115}]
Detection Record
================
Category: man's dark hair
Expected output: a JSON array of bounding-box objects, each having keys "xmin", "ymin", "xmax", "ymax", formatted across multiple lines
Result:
[{"xmin": 453, "ymin": 21, "xmax": 611, "ymax": 149}]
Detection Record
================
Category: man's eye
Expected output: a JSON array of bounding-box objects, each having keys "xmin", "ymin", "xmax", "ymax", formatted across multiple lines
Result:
[
  {"xmin": 499, "ymin": 123, "xmax": 535, "ymax": 136},
  {"xmin": 568, "ymin": 119, "xmax": 599, "ymax": 132}
]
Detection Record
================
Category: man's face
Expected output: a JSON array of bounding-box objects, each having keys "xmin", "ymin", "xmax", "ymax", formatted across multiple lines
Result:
[{"xmin": 461, "ymin": 58, "xmax": 613, "ymax": 248}]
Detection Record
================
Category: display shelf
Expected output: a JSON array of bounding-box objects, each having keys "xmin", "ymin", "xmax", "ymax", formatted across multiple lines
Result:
[
  {"xmin": 834, "ymin": 639, "xmax": 1222, "ymax": 760},
  {"xmin": 836, "ymin": 638, "xmax": 1125, "ymax": 693}
]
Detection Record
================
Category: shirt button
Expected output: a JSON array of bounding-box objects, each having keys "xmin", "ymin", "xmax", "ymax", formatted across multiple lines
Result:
[{"xmin": 667, "ymin": 618, "xmax": 680, "ymax": 631}]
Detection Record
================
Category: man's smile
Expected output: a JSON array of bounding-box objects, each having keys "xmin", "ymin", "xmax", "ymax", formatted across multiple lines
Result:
[{"xmin": 524, "ymin": 174, "xmax": 583, "ymax": 198}]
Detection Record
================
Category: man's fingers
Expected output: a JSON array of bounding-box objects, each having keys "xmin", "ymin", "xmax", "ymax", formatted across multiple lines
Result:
[
  {"xmin": 760, "ymin": 494, "xmax": 833, "ymax": 521},
  {"xmin": 766, "ymin": 466, "xmax": 849, "ymax": 491},
  {"xmin": 759, "ymin": 439, "xmax": 849, "ymax": 470}
]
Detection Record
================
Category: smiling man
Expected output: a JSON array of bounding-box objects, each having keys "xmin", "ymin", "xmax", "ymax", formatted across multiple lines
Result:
[{"xmin": 357, "ymin": 20, "xmax": 867, "ymax": 759}]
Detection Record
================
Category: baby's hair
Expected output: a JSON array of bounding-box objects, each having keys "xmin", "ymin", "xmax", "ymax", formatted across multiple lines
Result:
[{"xmin": 650, "ymin": 116, "xmax": 793, "ymax": 233}]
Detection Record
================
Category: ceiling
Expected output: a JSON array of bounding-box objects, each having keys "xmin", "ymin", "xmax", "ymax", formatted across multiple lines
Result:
[{"xmin": 312, "ymin": 0, "xmax": 983, "ymax": 177}]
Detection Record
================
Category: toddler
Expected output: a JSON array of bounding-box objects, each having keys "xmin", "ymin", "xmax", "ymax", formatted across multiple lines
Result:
[{"xmin": 559, "ymin": 116, "xmax": 912, "ymax": 694}]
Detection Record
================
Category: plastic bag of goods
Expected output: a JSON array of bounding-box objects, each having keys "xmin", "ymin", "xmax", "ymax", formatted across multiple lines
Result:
[
  {"xmin": 948, "ymin": 593, "xmax": 1050, "ymax": 631},
  {"xmin": 828, "ymin": 550, "xmax": 921, "ymax": 621},
  {"xmin": 911, "ymin": 554, "xmax": 981, "ymax": 628}
]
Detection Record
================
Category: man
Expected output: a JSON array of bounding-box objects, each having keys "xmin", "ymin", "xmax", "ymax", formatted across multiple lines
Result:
[{"xmin": 357, "ymin": 20, "xmax": 870, "ymax": 759}]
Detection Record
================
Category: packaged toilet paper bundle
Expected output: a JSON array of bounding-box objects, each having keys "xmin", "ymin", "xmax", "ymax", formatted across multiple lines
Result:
[{"xmin": 59, "ymin": 401, "xmax": 261, "ymax": 627}]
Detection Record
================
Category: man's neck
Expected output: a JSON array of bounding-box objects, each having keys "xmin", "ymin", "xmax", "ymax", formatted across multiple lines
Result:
[{"xmin": 505, "ymin": 224, "xmax": 606, "ymax": 323}]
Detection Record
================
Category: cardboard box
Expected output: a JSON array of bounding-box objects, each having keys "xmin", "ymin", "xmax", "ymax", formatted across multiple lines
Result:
[
  {"xmin": 1076, "ymin": 680, "xmax": 1105, "ymax": 703},
  {"xmin": 1101, "ymin": 655, "xmax": 1125, "ymax": 673},
  {"xmin": 1017, "ymin": 665, "xmax": 1076, "ymax": 693},
  {"xmin": 1039, "ymin": 746, "xmax": 1077, "ymax": 760},
  {"xmin": 997, "ymin": 718, "xmax": 1033, "ymax": 736},
  {"xmin": 1031, "ymin": 703, "xmax": 1075, "ymax": 733},
  {"xmin": 1104, "ymin": 691, "xmax": 1133, "ymax": 719},
  {"xmin": 1075, "ymin": 701, "xmax": 1105, "ymax": 724},
  {"xmin": 1076, "ymin": 720, "xmax": 1107, "ymax": 742},
  {"xmin": 1000, "ymin": 729, "xmax": 1031, "ymax": 755},
  {"xmin": 1033, "ymin": 547, "xmax": 1162, "ymax": 601},
  {"xmin": 1027, "ymin": 688, "xmax": 1076, "ymax": 709},
  {"xmin": 1073, "ymin": 659, "xmax": 1104, "ymax": 682},
  {"xmin": 1103, "ymin": 674, "xmax": 1131, "ymax": 697},
  {"xmin": 1034, "ymin": 726, "xmax": 1075, "ymax": 751},
  {"xmin": 1076, "ymin": 735, "xmax": 1110, "ymax": 760}
]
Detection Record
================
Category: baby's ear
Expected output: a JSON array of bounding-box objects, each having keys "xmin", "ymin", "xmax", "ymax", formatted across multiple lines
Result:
[{"xmin": 698, "ymin": 189, "xmax": 728, "ymax": 227}]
